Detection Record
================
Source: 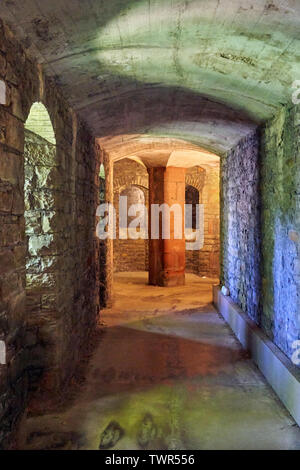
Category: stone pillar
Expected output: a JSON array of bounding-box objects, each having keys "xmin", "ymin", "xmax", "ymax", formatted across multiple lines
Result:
[
  {"xmin": 100, "ymin": 150, "xmax": 114, "ymax": 307},
  {"xmin": 148, "ymin": 167, "xmax": 186, "ymax": 287}
]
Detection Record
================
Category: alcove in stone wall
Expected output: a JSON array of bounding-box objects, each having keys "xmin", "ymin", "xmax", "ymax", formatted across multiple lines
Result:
[{"xmin": 24, "ymin": 103, "xmax": 59, "ymax": 390}]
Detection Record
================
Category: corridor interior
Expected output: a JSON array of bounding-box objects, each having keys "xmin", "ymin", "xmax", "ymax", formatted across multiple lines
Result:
[{"xmin": 21, "ymin": 273, "xmax": 300, "ymax": 450}]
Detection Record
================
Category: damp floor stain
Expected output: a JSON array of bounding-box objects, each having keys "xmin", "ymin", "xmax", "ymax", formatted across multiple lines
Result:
[{"xmin": 22, "ymin": 273, "xmax": 300, "ymax": 450}]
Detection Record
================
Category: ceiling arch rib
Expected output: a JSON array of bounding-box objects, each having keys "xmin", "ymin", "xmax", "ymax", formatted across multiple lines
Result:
[{"xmin": 98, "ymin": 135, "xmax": 220, "ymax": 169}]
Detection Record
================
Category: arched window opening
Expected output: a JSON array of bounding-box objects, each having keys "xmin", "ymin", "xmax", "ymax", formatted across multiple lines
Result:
[
  {"xmin": 99, "ymin": 163, "xmax": 105, "ymax": 179},
  {"xmin": 99, "ymin": 163, "xmax": 105, "ymax": 204},
  {"xmin": 24, "ymin": 102, "xmax": 57, "ymax": 391},
  {"xmin": 119, "ymin": 185, "xmax": 145, "ymax": 227},
  {"xmin": 25, "ymin": 102, "xmax": 56, "ymax": 144},
  {"xmin": 0, "ymin": 79, "xmax": 6, "ymax": 105},
  {"xmin": 185, "ymin": 184, "xmax": 199, "ymax": 230}
]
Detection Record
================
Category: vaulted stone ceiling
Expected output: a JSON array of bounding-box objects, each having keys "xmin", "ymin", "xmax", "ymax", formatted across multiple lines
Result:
[
  {"xmin": 1, "ymin": 0, "xmax": 300, "ymax": 153},
  {"xmin": 100, "ymin": 134, "xmax": 220, "ymax": 167}
]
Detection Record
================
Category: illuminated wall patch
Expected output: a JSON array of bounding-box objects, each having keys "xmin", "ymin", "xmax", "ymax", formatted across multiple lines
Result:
[
  {"xmin": 0, "ymin": 341, "xmax": 6, "ymax": 365},
  {"xmin": 0, "ymin": 80, "xmax": 6, "ymax": 105}
]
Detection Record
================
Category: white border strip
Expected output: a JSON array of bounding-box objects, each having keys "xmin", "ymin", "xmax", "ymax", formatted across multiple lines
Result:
[{"xmin": 213, "ymin": 285, "xmax": 300, "ymax": 427}]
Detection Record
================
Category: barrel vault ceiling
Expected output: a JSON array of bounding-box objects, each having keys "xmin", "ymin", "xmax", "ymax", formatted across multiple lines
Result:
[{"xmin": 1, "ymin": 0, "xmax": 300, "ymax": 154}]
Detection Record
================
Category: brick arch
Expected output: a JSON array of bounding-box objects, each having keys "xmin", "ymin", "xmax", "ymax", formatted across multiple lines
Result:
[
  {"xmin": 185, "ymin": 169, "xmax": 205, "ymax": 192},
  {"xmin": 114, "ymin": 175, "xmax": 149, "ymax": 193},
  {"xmin": 117, "ymin": 182, "xmax": 149, "ymax": 195}
]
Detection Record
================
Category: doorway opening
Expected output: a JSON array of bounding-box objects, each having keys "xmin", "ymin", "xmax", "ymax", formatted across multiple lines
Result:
[
  {"xmin": 109, "ymin": 156, "xmax": 220, "ymax": 301},
  {"xmin": 24, "ymin": 102, "xmax": 58, "ymax": 394}
]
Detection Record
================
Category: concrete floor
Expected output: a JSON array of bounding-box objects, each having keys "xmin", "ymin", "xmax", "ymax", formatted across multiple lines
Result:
[{"xmin": 22, "ymin": 272, "xmax": 300, "ymax": 450}]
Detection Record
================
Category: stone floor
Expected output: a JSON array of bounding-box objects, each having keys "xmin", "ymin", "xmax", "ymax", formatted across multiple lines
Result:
[{"xmin": 21, "ymin": 272, "xmax": 300, "ymax": 450}]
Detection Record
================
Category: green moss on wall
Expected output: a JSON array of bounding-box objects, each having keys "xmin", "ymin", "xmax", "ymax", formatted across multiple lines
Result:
[{"xmin": 260, "ymin": 105, "xmax": 300, "ymax": 358}]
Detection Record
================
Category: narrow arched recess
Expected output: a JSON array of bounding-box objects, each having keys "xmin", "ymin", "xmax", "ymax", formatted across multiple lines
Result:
[
  {"xmin": 113, "ymin": 158, "xmax": 149, "ymax": 273},
  {"xmin": 24, "ymin": 102, "xmax": 58, "ymax": 393}
]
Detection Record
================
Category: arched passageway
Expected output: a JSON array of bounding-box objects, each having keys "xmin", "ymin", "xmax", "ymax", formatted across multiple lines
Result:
[
  {"xmin": 99, "ymin": 140, "xmax": 222, "ymax": 299},
  {"xmin": 111, "ymin": 157, "xmax": 220, "ymax": 283},
  {"xmin": 24, "ymin": 102, "xmax": 58, "ymax": 392}
]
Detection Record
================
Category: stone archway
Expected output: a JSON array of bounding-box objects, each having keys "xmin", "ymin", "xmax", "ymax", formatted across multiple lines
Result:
[{"xmin": 24, "ymin": 102, "xmax": 59, "ymax": 394}]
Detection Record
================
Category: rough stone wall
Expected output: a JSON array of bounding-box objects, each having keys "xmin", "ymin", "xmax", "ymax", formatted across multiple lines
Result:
[
  {"xmin": 221, "ymin": 110, "xmax": 300, "ymax": 366},
  {"xmin": 221, "ymin": 130, "xmax": 261, "ymax": 323},
  {"xmin": 0, "ymin": 19, "xmax": 99, "ymax": 448},
  {"xmin": 260, "ymin": 106, "xmax": 300, "ymax": 362},
  {"xmin": 71, "ymin": 121, "xmax": 100, "ymax": 385},
  {"xmin": 186, "ymin": 166, "xmax": 220, "ymax": 278},
  {"xmin": 24, "ymin": 129, "xmax": 59, "ymax": 390}
]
